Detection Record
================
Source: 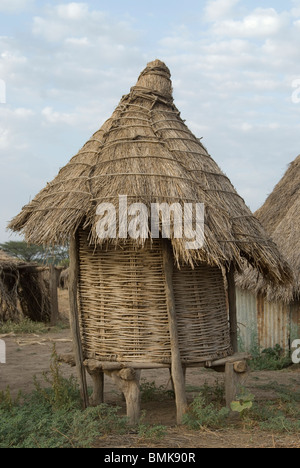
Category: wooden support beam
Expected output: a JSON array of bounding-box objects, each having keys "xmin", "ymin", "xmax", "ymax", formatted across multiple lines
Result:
[
  {"xmin": 162, "ymin": 241, "xmax": 187, "ymax": 425},
  {"xmin": 206, "ymin": 352, "xmax": 251, "ymax": 368},
  {"xmin": 106, "ymin": 368, "xmax": 141, "ymax": 425},
  {"xmin": 69, "ymin": 234, "xmax": 89, "ymax": 409},
  {"xmin": 226, "ymin": 266, "xmax": 238, "ymax": 353},
  {"xmin": 50, "ymin": 265, "xmax": 59, "ymax": 326},
  {"xmin": 225, "ymin": 361, "xmax": 249, "ymax": 408},
  {"xmin": 83, "ymin": 358, "xmax": 168, "ymax": 371},
  {"xmin": 86, "ymin": 368, "xmax": 104, "ymax": 406}
]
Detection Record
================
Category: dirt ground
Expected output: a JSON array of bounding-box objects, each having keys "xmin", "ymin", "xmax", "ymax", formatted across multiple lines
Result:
[{"xmin": 0, "ymin": 291, "xmax": 299, "ymax": 448}]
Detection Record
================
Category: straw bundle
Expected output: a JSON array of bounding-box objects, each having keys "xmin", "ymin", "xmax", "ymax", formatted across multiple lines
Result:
[
  {"xmin": 8, "ymin": 59, "xmax": 292, "ymax": 288},
  {"xmin": 237, "ymin": 155, "xmax": 300, "ymax": 302}
]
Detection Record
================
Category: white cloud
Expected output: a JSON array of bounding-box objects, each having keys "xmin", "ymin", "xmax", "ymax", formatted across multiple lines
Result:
[
  {"xmin": 65, "ymin": 37, "xmax": 90, "ymax": 46},
  {"xmin": 32, "ymin": 3, "xmax": 138, "ymax": 45},
  {"xmin": 56, "ymin": 2, "xmax": 89, "ymax": 20},
  {"xmin": 213, "ymin": 8, "xmax": 288, "ymax": 38},
  {"xmin": 0, "ymin": 0, "xmax": 34, "ymax": 13},
  {"xmin": 1, "ymin": 0, "xmax": 300, "ymax": 244},
  {"xmin": 291, "ymin": 0, "xmax": 300, "ymax": 17},
  {"xmin": 205, "ymin": 0, "xmax": 240, "ymax": 21},
  {"xmin": 41, "ymin": 106, "xmax": 79, "ymax": 126}
]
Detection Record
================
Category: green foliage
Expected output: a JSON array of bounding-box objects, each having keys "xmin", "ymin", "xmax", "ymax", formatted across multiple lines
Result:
[
  {"xmin": 241, "ymin": 382, "xmax": 300, "ymax": 434},
  {"xmin": 0, "ymin": 387, "xmax": 21, "ymax": 411},
  {"xmin": 183, "ymin": 393, "xmax": 229, "ymax": 430},
  {"xmin": 138, "ymin": 412, "xmax": 167, "ymax": 441},
  {"xmin": 140, "ymin": 379, "xmax": 174, "ymax": 402},
  {"xmin": 249, "ymin": 344, "xmax": 292, "ymax": 371},
  {"xmin": 0, "ymin": 317, "xmax": 69, "ymax": 335},
  {"xmin": 0, "ymin": 241, "xmax": 69, "ymax": 266},
  {"xmin": 230, "ymin": 389, "xmax": 254, "ymax": 414},
  {"xmin": 0, "ymin": 346, "xmax": 128, "ymax": 448},
  {"xmin": 33, "ymin": 345, "xmax": 80, "ymax": 411},
  {"xmin": 0, "ymin": 317, "xmax": 49, "ymax": 335}
]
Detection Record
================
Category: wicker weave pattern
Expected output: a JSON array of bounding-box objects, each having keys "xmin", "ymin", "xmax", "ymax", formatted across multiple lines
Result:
[
  {"xmin": 78, "ymin": 229, "xmax": 231, "ymax": 364},
  {"xmin": 174, "ymin": 265, "xmax": 232, "ymax": 363},
  {"xmin": 78, "ymin": 231, "xmax": 172, "ymax": 363}
]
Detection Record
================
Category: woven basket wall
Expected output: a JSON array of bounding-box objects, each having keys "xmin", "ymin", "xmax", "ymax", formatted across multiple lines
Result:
[{"xmin": 78, "ymin": 229, "xmax": 232, "ymax": 365}]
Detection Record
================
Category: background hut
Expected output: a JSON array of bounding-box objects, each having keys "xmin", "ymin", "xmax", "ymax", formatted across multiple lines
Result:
[
  {"xmin": 0, "ymin": 249, "xmax": 51, "ymax": 322},
  {"xmin": 9, "ymin": 60, "xmax": 292, "ymax": 423},
  {"xmin": 237, "ymin": 155, "xmax": 300, "ymax": 351},
  {"xmin": 236, "ymin": 154, "xmax": 300, "ymax": 352}
]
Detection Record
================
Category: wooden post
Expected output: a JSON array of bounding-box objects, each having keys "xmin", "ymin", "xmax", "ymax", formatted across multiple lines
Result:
[
  {"xmin": 86, "ymin": 368, "xmax": 104, "ymax": 406},
  {"xmin": 50, "ymin": 265, "xmax": 59, "ymax": 326},
  {"xmin": 107, "ymin": 368, "xmax": 141, "ymax": 425},
  {"xmin": 162, "ymin": 241, "xmax": 187, "ymax": 425},
  {"xmin": 226, "ymin": 266, "xmax": 238, "ymax": 353},
  {"xmin": 69, "ymin": 234, "xmax": 89, "ymax": 409},
  {"xmin": 225, "ymin": 361, "xmax": 249, "ymax": 408}
]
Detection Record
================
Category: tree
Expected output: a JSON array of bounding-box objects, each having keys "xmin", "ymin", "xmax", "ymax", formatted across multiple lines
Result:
[{"xmin": 0, "ymin": 241, "xmax": 69, "ymax": 265}]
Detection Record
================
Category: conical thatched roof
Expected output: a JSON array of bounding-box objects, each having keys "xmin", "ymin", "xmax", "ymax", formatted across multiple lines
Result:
[
  {"xmin": 238, "ymin": 155, "xmax": 300, "ymax": 301},
  {"xmin": 9, "ymin": 60, "xmax": 291, "ymax": 286}
]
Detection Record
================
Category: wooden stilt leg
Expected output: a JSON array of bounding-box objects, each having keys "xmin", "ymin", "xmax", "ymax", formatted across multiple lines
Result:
[
  {"xmin": 225, "ymin": 361, "xmax": 249, "ymax": 408},
  {"xmin": 69, "ymin": 234, "xmax": 89, "ymax": 409},
  {"xmin": 163, "ymin": 242, "xmax": 187, "ymax": 425},
  {"xmin": 106, "ymin": 368, "xmax": 141, "ymax": 425},
  {"xmin": 86, "ymin": 368, "xmax": 104, "ymax": 406}
]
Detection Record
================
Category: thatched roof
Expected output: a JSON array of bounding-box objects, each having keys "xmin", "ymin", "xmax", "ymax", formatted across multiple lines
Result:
[
  {"xmin": 8, "ymin": 59, "xmax": 292, "ymax": 287},
  {"xmin": 237, "ymin": 154, "xmax": 300, "ymax": 302},
  {"xmin": 0, "ymin": 249, "xmax": 20, "ymax": 266}
]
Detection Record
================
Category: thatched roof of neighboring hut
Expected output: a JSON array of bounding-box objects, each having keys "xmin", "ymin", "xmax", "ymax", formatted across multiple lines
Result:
[
  {"xmin": 237, "ymin": 154, "xmax": 300, "ymax": 302},
  {"xmin": 8, "ymin": 60, "xmax": 292, "ymax": 288},
  {"xmin": 0, "ymin": 249, "xmax": 51, "ymax": 322},
  {"xmin": 0, "ymin": 249, "xmax": 20, "ymax": 265}
]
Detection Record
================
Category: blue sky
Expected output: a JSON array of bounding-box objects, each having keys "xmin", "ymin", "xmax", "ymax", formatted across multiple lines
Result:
[{"xmin": 0, "ymin": 0, "xmax": 300, "ymax": 243}]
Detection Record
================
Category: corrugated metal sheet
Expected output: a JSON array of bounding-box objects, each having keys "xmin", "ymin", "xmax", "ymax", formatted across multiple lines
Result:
[
  {"xmin": 236, "ymin": 287, "xmax": 257, "ymax": 352},
  {"xmin": 257, "ymin": 294, "xmax": 290, "ymax": 350},
  {"xmin": 236, "ymin": 287, "xmax": 298, "ymax": 352},
  {"xmin": 291, "ymin": 301, "xmax": 300, "ymax": 341}
]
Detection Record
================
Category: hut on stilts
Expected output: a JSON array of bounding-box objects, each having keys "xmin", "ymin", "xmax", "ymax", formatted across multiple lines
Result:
[
  {"xmin": 237, "ymin": 154, "xmax": 300, "ymax": 351},
  {"xmin": 9, "ymin": 60, "xmax": 292, "ymax": 424}
]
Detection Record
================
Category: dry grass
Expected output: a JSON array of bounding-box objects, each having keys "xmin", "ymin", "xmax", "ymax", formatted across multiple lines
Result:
[
  {"xmin": 237, "ymin": 154, "xmax": 300, "ymax": 301},
  {"xmin": 8, "ymin": 59, "xmax": 292, "ymax": 289}
]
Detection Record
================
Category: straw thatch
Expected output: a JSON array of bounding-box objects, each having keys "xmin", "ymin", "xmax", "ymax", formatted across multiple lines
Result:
[
  {"xmin": 0, "ymin": 250, "xmax": 51, "ymax": 322},
  {"xmin": 8, "ymin": 59, "xmax": 292, "ymax": 288},
  {"xmin": 237, "ymin": 154, "xmax": 300, "ymax": 302}
]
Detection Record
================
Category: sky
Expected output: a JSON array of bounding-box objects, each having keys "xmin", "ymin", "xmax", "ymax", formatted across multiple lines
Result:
[{"xmin": 0, "ymin": 0, "xmax": 299, "ymax": 244}]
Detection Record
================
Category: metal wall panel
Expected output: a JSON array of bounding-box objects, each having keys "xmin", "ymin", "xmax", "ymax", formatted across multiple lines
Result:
[{"xmin": 236, "ymin": 287, "xmax": 296, "ymax": 352}]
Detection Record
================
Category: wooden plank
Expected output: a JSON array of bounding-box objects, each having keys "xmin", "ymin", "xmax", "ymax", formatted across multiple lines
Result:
[
  {"xmin": 206, "ymin": 352, "xmax": 251, "ymax": 367},
  {"xmin": 226, "ymin": 266, "xmax": 238, "ymax": 352},
  {"xmin": 162, "ymin": 240, "xmax": 187, "ymax": 425},
  {"xmin": 84, "ymin": 358, "xmax": 169, "ymax": 370},
  {"xmin": 69, "ymin": 234, "xmax": 89, "ymax": 409}
]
